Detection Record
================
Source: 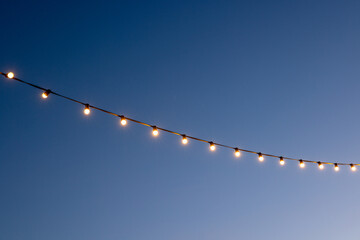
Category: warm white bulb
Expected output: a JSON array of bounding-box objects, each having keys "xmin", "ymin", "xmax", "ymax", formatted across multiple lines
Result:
[
  {"xmin": 334, "ymin": 164, "xmax": 339, "ymax": 172},
  {"xmin": 120, "ymin": 117, "xmax": 127, "ymax": 126},
  {"xmin": 42, "ymin": 90, "xmax": 50, "ymax": 99},
  {"xmin": 152, "ymin": 127, "xmax": 159, "ymax": 136},
  {"xmin": 84, "ymin": 105, "xmax": 90, "ymax": 115},
  {"xmin": 318, "ymin": 162, "xmax": 324, "ymax": 170},
  {"xmin": 209, "ymin": 143, "xmax": 216, "ymax": 151},
  {"xmin": 279, "ymin": 158, "xmax": 285, "ymax": 165},
  {"xmin": 351, "ymin": 164, "xmax": 357, "ymax": 172},
  {"xmin": 234, "ymin": 149, "xmax": 241, "ymax": 157},
  {"xmin": 299, "ymin": 160, "xmax": 305, "ymax": 168},
  {"xmin": 7, "ymin": 72, "xmax": 14, "ymax": 78},
  {"xmin": 258, "ymin": 153, "xmax": 264, "ymax": 162},
  {"xmin": 182, "ymin": 136, "xmax": 188, "ymax": 145},
  {"xmin": 121, "ymin": 119, "xmax": 127, "ymax": 125}
]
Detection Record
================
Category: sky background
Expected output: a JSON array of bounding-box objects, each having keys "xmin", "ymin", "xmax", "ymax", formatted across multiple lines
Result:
[{"xmin": 1, "ymin": 0, "xmax": 360, "ymax": 239}]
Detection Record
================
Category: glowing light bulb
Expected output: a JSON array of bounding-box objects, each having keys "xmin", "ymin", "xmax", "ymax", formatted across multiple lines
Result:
[
  {"xmin": 7, "ymin": 72, "xmax": 14, "ymax": 79},
  {"xmin": 334, "ymin": 163, "xmax": 339, "ymax": 172},
  {"xmin": 182, "ymin": 135, "xmax": 188, "ymax": 145},
  {"xmin": 279, "ymin": 157, "xmax": 285, "ymax": 166},
  {"xmin": 350, "ymin": 164, "xmax": 357, "ymax": 172},
  {"xmin": 120, "ymin": 116, "xmax": 127, "ymax": 126},
  {"xmin": 299, "ymin": 160, "xmax": 305, "ymax": 168},
  {"xmin": 234, "ymin": 148, "xmax": 241, "ymax": 157},
  {"xmin": 42, "ymin": 90, "xmax": 51, "ymax": 99},
  {"xmin": 258, "ymin": 153, "xmax": 264, "ymax": 162},
  {"xmin": 209, "ymin": 142, "xmax": 216, "ymax": 151},
  {"xmin": 84, "ymin": 104, "xmax": 90, "ymax": 115},
  {"xmin": 152, "ymin": 126, "xmax": 159, "ymax": 136},
  {"xmin": 318, "ymin": 162, "xmax": 324, "ymax": 170}
]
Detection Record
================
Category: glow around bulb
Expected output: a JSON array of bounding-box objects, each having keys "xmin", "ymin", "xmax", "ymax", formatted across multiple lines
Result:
[
  {"xmin": 279, "ymin": 157, "xmax": 285, "ymax": 165},
  {"xmin": 334, "ymin": 163, "xmax": 339, "ymax": 172},
  {"xmin": 258, "ymin": 153, "xmax": 264, "ymax": 162},
  {"xmin": 7, "ymin": 72, "xmax": 14, "ymax": 78}
]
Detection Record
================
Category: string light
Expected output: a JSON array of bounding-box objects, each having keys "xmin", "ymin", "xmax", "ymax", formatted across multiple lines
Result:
[
  {"xmin": 209, "ymin": 142, "xmax": 216, "ymax": 151},
  {"xmin": 350, "ymin": 164, "xmax": 356, "ymax": 171},
  {"xmin": 258, "ymin": 153, "xmax": 264, "ymax": 162},
  {"xmin": 84, "ymin": 104, "xmax": 91, "ymax": 115},
  {"xmin": 318, "ymin": 162, "xmax": 324, "ymax": 170},
  {"xmin": 42, "ymin": 89, "xmax": 51, "ymax": 99},
  {"xmin": 6, "ymin": 72, "xmax": 14, "ymax": 79},
  {"xmin": 152, "ymin": 126, "xmax": 159, "ymax": 136},
  {"xmin": 234, "ymin": 148, "xmax": 241, "ymax": 157},
  {"xmin": 120, "ymin": 116, "xmax": 127, "ymax": 126},
  {"xmin": 2, "ymin": 71, "xmax": 360, "ymax": 174},
  {"xmin": 299, "ymin": 160, "xmax": 305, "ymax": 168},
  {"xmin": 279, "ymin": 157, "xmax": 285, "ymax": 165},
  {"xmin": 182, "ymin": 135, "xmax": 188, "ymax": 145}
]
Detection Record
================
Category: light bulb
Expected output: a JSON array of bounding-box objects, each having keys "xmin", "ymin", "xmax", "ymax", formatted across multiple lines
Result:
[
  {"xmin": 152, "ymin": 126, "xmax": 159, "ymax": 136},
  {"xmin": 258, "ymin": 153, "xmax": 264, "ymax": 162},
  {"xmin": 334, "ymin": 163, "xmax": 339, "ymax": 172},
  {"xmin": 84, "ymin": 104, "xmax": 90, "ymax": 115},
  {"xmin": 350, "ymin": 164, "xmax": 357, "ymax": 172},
  {"xmin": 182, "ymin": 135, "xmax": 188, "ymax": 145},
  {"xmin": 7, "ymin": 72, "xmax": 14, "ymax": 78},
  {"xmin": 234, "ymin": 148, "xmax": 241, "ymax": 157},
  {"xmin": 120, "ymin": 116, "xmax": 127, "ymax": 126},
  {"xmin": 299, "ymin": 160, "xmax": 305, "ymax": 168},
  {"xmin": 279, "ymin": 157, "xmax": 285, "ymax": 166},
  {"xmin": 42, "ymin": 90, "xmax": 51, "ymax": 99},
  {"xmin": 209, "ymin": 142, "xmax": 216, "ymax": 151},
  {"xmin": 318, "ymin": 162, "xmax": 324, "ymax": 170}
]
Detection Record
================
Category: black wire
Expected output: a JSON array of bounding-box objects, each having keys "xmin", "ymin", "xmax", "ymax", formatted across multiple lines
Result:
[{"xmin": 1, "ymin": 72, "xmax": 358, "ymax": 167}]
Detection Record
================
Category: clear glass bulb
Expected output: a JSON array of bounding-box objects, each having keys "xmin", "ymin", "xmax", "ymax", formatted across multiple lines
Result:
[
  {"xmin": 84, "ymin": 105, "xmax": 90, "ymax": 115},
  {"xmin": 152, "ymin": 127, "xmax": 159, "ymax": 136},
  {"xmin": 299, "ymin": 160, "xmax": 305, "ymax": 168},
  {"xmin": 209, "ymin": 143, "xmax": 216, "ymax": 151},
  {"xmin": 351, "ymin": 164, "xmax": 357, "ymax": 172},
  {"xmin": 334, "ymin": 164, "xmax": 339, "ymax": 172},
  {"xmin": 42, "ymin": 90, "xmax": 51, "ymax": 99},
  {"xmin": 234, "ymin": 149, "xmax": 241, "ymax": 157},
  {"xmin": 7, "ymin": 72, "xmax": 14, "ymax": 78},
  {"xmin": 258, "ymin": 153, "xmax": 264, "ymax": 162},
  {"xmin": 120, "ymin": 117, "xmax": 127, "ymax": 126},
  {"xmin": 279, "ymin": 158, "xmax": 285, "ymax": 165},
  {"xmin": 182, "ymin": 136, "xmax": 188, "ymax": 145},
  {"xmin": 318, "ymin": 162, "xmax": 324, "ymax": 170}
]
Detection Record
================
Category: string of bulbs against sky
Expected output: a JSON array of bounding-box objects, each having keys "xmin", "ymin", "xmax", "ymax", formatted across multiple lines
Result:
[{"xmin": 2, "ymin": 71, "xmax": 358, "ymax": 173}]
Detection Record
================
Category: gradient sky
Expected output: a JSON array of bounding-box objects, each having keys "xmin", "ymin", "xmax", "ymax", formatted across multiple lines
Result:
[{"xmin": 1, "ymin": 0, "xmax": 360, "ymax": 239}]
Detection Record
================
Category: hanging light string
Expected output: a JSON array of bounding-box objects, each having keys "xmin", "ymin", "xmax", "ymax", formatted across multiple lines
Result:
[{"xmin": 1, "ymin": 71, "xmax": 358, "ymax": 172}]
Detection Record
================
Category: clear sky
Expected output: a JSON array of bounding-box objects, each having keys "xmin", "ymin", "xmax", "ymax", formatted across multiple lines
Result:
[{"xmin": 1, "ymin": 0, "xmax": 360, "ymax": 239}]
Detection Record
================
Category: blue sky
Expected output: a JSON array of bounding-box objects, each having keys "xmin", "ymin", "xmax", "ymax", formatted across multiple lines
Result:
[{"xmin": 1, "ymin": 0, "xmax": 360, "ymax": 239}]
